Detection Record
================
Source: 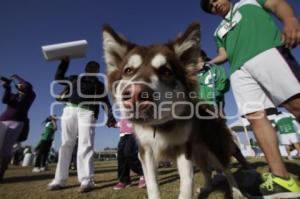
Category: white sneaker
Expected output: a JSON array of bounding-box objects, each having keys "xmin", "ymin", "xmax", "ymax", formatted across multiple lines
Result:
[
  {"xmin": 40, "ymin": 167, "xmax": 47, "ymax": 171},
  {"xmin": 79, "ymin": 180, "xmax": 95, "ymax": 193},
  {"xmin": 47, "ymin": 180, "xmax": 66, "ymax": 190},
  {"xmin": 288, "ymin": 156, "xmax": 294, "ymax": 160},
  {"xmin": 32, "ymin": 167, "xmax": 40, "ymax": 173}
]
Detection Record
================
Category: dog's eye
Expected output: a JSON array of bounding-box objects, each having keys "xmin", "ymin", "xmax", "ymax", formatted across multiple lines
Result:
[
  {"xmin": 159, "ymin": 66, "xmax": 173, "ymax": 76},
  {"xmin": 124, "ymin": 67, "xmax": 134, "ymax": 75}
]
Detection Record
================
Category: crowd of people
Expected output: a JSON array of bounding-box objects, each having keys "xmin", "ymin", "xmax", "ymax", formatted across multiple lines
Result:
[{"xmin": 0, "ymin": 0, "xmax": 300, "ymax": 198}]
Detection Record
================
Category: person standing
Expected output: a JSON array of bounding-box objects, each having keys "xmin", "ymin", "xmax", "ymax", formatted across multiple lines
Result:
[
  {"xmin": 0, "ymin": 74, "xmax": 35, "ymax": 181},
  {"xmin": 48, "ymin": 58, "xmax": 116, "ymax": 192},
  {"xmin": 113, "ymin": 119, "xmax": 145, "ymax": 190},
  {"xmin": 274, "ymin": 112, "xmax": 300, "ymax": 160},
  {"xmin": 33, "ymin": 115, "xmax": 57, "ymax": 172},
  {"xmin": 200, "ymin": 0, "xmax": 300, "ymax": 197},
  {"xmin": 196, "ymin": 50, "xmax": 252, "ymax": 170},
  {"xmin": 195, "ymin": 50, "xmax": 229, "ymax": 116}
]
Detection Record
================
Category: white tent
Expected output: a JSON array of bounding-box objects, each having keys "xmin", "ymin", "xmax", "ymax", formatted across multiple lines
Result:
[{"xmin": 228, "ymin": 112, "xmax": 295, "ymax": 157}]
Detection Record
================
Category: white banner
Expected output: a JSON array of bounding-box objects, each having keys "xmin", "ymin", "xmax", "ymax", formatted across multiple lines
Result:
[{"xmin": 42, "ymin": 40, "xmax": 88, "ymax": 61}]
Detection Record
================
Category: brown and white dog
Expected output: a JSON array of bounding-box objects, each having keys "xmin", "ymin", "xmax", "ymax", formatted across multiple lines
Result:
[{"xmin": 102, "ymin": 23, "xmax": 243, "ymax": 199}]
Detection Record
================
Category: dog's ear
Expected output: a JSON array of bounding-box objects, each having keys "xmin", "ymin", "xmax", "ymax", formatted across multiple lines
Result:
[
  {"xmin": 169, "ymin": 22, "xmax": 201, "ymax": 66},
  {"xmin": 102, "ymin": 25, "xmax": 135, "ymax": 74}
]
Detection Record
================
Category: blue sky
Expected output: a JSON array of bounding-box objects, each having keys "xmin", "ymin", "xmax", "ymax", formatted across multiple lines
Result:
[{"xmin": 0, "ymin": 0, "xmax": 300, "ymax": 151}]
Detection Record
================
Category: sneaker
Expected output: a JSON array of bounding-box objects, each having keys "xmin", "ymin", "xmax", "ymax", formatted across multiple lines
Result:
[
  {"xmin": 138, "ymin": 176, "xmax": 146, "ymax": 188},
  {"xmin": 32, "ymin": 167, "xmax": 40, "ymax": 173},
  {"xmin": 261, "ymin": 172, "xmax": 272, "ymax": 181},
  {"xmin": 47, "ymin": 180, "xmax": 66, "ymax": 191},
  {"xmin": 113, "ymin": 182, "xmax": 130, "ymax": 190},
  {"xmin": 40, "ymin": 167, "xmax": 47, "ymax": 172},
  {"xmin": 79, "ymin": 180, "xmax": 95, "ymax": 193},
  {"xmin": 255, "ymin": 174, "xmax": 300, "ymax": 198},
  {"xmin": 288, "ymin": 156, "xmax": 294, "ymax": 160}
]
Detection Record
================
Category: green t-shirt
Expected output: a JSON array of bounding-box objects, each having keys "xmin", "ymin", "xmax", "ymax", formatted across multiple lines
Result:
[
  {"xmin": 214, "ymin": 0, "xmax": 282, "ymax": 74},
  {"xmin": 41, "ymin": 122, "xmax": 56, "ymax": 141},
  {"xmin": 197, "ymin": 64, "xmax": 229, "ymax": 103},
  {"xmin": 275, "ymin": 116, "xmax": 296, "ymax": 134}
]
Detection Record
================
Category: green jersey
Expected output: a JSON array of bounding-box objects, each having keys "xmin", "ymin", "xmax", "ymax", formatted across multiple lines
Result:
[
  {"xmin": 41, "ymin": 122, "xmax": 56, "ymax": 141},
  {"xmin": 274, "ymin": 115, "xmax": 296, "ymax": 135},
  {"xmin": 197, "ymin": 64, "xmax": 229, "ymax": 103},
  {"xmin": 214, "ymin": 0, "xmax": 282, "ymax": 74}
]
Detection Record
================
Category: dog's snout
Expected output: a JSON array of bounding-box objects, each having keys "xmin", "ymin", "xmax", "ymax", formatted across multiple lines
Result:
[{"xmin": 122, "ymin": 84, "xmax": 153, "ymax": 109}]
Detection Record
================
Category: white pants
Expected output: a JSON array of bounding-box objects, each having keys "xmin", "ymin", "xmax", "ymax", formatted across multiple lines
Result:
[
  {"xmin": 54, "ymin": 106, "xmax": 96, "ymax": 184},
  {"xmin": 0, "ymin": 121, "xmax": 24, "ymax": 158}
]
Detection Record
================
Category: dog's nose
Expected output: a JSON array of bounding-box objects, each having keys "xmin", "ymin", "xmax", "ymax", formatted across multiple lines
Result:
[{"xmin": 122, "ymin": 84, "xmax": 152, "ymax": 109}]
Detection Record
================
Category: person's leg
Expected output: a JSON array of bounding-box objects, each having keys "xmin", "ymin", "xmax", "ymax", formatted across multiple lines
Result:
[
  {"xmin": 41, "ymin": 140, "xmax": 52, "ymax": 168},
  {"xmin": 70, "ymin": 140, "xmax": 78, "ymax": 170},
  {"xmin": 231, "ymin": 143, "xmax": 251, "ymax": 170},
  {"xmin": 77, "ymin": 108, "xmax": 95, "ymax": 188},
  {"xmin": 126, "ymin": 135, "xmax": 146, "ymax": 188},
  {"xmin": 246, "ymin": 111, "xmax": 289, "ymax": 178},
  {"xmin": 284, "ymin": 145, "xmax": 292, "ymax": 159},
  {"xmin": 282, "ymin": 94, "xmax": 300, "ymax": 122},
  {"xmin": 0, "ymin": 121, "xmax": 23, "ymax": 181},
  {"xmin": 51, "ymin": 107, "xmax": 78, "ymax": 185},
  {"xmin": 292, "ymin": 143, "xmax": 300, "ymax": 156},
  {"xmin": 127, "ymin": 135, "xmax": 143, "ymax": 176},
  {"xmin": 0, "ymin": 122, "xmax": 7, "ymax": 156},
  {"xmin": 118, "ymin": 135, "xmax": 131, "ymax": 184},
  {"xmin": 34, "ymin": 141, "xmax": 45, "ymax": 168}
]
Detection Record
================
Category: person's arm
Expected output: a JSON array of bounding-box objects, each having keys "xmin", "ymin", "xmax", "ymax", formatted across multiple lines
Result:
[
  {"xmin": 208, "ymin": 47, "xmax": 228, "ymax": 65},
  {"xmin": 263, "ymin": 0, "xmax": 300, "ymax": 48},
  {"xmin": 292, "ymin": 119, "xmax": 300, "ymax": 134},
  {"xmin": 97, "ymin": 82, "xmax": 117, "ymax": 127},
  {"xmin": 55, "ymin": 58, "xmax": 70, "ymax": 83},
  {"xmin": 1, "ymin": 82, "xmax": 22, "ymax": 106},
  {"xmin": 52, "ymin": 120, "xmax": 57, "ymax": 131},
  {"xmin": 214, "ymin": 66, "xmax": 230, "ymax": 94}
]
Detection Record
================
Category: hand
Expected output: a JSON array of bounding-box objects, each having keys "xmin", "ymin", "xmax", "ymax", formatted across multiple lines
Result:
[
  {"xmin": 106, "ymin": 121, "xmax": 113, "ymax": 128},
  {"xmin": 9, "ymin": 74, "xmax": 18, "ymax": 79},
  {"xmin": 61, "ymin": 57, "xmax": 70, "ymax": 63},
  {"xmin": 200, "ymin": 63, "xmax": 213, "ymax": 72},
  {"xmin": 282, "ymin": 17, "xmax": 300, "ymax": 48}
]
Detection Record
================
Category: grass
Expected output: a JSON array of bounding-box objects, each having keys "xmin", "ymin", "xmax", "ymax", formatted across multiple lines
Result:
[{"xmin": 1, "ymin": 158, "xmax": 300, "ymax": 199}]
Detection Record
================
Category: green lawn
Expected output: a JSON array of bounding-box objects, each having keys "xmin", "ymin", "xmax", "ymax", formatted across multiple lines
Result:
[{"xmin": 1, "ymin": 158, "xmax": 300, "ymax": 199}]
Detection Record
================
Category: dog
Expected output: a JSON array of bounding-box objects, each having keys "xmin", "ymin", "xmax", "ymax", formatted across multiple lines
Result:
[{"xmin": 102, "ymin": 22, "xmax": 243, "ymax": 199}]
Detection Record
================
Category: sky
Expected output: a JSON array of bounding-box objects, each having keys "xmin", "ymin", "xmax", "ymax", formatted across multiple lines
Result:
[{"xmin": 0, "ymin": 0, "xmax": 300, "ymax": 151}]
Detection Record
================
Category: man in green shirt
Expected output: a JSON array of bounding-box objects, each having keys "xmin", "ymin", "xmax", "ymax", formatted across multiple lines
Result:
[
  {"xmin": 200, "ymin": 0, "xmax": 300, "ymax": 198},
  {"xmin": 33, "ymin": 115, "xmax": 57, "ymax": 172},
  {"xmin": 196, "ymin": 50, "xmax": 252, "ymax": 170},
  {"xmin": 274, "ymin": 112, "xmax": 300, "ymax": 160}
]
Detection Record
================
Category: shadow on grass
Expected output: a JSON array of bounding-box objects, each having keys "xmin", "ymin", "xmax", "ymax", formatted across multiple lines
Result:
[
  {"xmin": 94, "ymin": 181, "xmax": 119, "ymax": 190},
  {"xmin": 285, "ymin": 161, "xmax": 300, "ymax": 179},
  {"xmin": 3, "ymin": 173, "xmax": 55, "ymax": 184},
  {"xmin": 159, "ymin": 173, "xmax": 180, "ymax": 186},
  {"xmin": 3, "ymin": 167, "xmax": 117, "ymax": 184},
  {"xmin": 158, "ymin": 168, "xmax": 177, "ymax": 175},
  {"xmin": 197, "ymin": 174, "xmax": 232, "ymax": 199},
  {"xmin": 94, "ymin": 168, "xmax": 117, "ymax": 174}
]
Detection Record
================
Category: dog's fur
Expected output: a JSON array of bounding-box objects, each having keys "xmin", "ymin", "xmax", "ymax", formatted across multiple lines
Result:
[{"xmin": 102, "ymin": 23, "xmax": 243, "ymax": 199}]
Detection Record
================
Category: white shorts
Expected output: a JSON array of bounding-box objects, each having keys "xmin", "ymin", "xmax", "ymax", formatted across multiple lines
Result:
[
  {"xmin": 278, "ymin": 133, "xmax": 300, "ymax": 145},
  {"xmin": 231, "ymin": 47, "xmax": 300, "ymax": 115}
]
